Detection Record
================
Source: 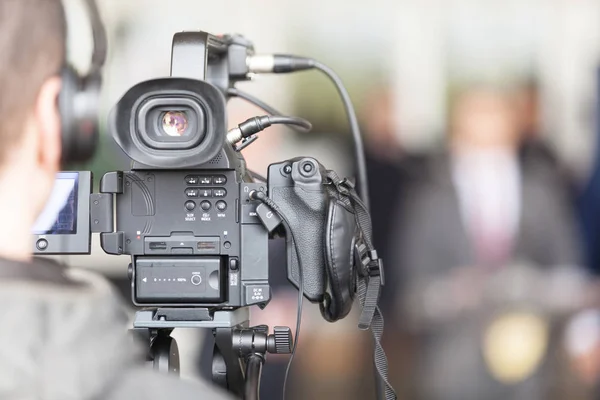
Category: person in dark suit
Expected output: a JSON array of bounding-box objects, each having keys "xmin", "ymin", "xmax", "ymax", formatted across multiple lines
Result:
[
  {"xmin": 359, "ymin": 86, "xmax": 428, "ymax": 317},
  {"xmin": 387, "ymin": 86, "xmax": 582, "ymax": 400}
]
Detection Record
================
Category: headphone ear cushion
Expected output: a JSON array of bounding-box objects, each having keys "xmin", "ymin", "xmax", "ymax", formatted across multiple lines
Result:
[
  {"xmin": 58, "ymin": 65, "xmax": 100, "ymax": 165},
  {"xmin": 321, "ymin": 198, "xmax": 357, "ymax": 322},
  {"xmin": 59, "ymin": 66, "xmax": 79, "ymax": 164}
]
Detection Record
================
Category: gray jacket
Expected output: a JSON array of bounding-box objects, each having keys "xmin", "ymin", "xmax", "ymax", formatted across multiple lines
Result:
[{"xmin": 0, "ymin": 257, "xmax": 233, "ymax": 400}]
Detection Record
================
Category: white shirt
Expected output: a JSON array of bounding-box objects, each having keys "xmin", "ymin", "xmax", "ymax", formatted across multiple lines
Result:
[{"xmin": 451, "ymin": 149, "xmax": 522, "ymax": 262}]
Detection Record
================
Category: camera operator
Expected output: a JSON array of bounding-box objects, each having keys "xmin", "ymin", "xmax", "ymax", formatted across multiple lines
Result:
[{"xmin": 0, "ymin": 1, "xmax": 233, "ymax": 398}]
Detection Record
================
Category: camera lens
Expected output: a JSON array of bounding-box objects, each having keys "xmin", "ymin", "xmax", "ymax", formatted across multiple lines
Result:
[
  {"xmin": 140, "ymin": 100, "xmax": 205, "ymax": 150},
  {"xmin": 161, "ymin": 111, "xmax": 189, "ymax": 137}
]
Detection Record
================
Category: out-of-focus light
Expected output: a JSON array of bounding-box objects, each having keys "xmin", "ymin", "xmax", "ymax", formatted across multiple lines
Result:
[{"xmin": 482, "ymin": 311, "xmax": 549, "ymax": 384}]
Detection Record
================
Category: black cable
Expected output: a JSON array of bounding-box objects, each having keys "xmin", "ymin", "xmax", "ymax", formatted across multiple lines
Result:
[
  {"xmin": 308, "ymin": 60, "xmax": 370, "ymax": 210},
  {"xmin": 266, "ymin": 116, "xmax": 312, "ymax": 131},
  {"xmin": 244, "ymin": 354, "xmax": 264, "ymax": 400},
  {"xmin": 249, "ymin": 190, "xmax": 304, "ymax": 400},
  {"xmin": 226, "ymin": 88, "xmax": 284, "ymax": 116}
]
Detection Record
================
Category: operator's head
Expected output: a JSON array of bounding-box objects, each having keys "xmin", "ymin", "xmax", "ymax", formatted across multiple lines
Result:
[
  {"xmin": 0, "ymin": 0, "xmax": 66, "ymax": 219},
  {"xmin": 449, "ymin": 86, "xmax": 521, "ymax": 153}
]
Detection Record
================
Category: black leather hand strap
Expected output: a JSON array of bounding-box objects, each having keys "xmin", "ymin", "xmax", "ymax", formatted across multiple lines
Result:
[{"xmin": 325, "ymin": 171, "xmax": 397, "ymax": 400}]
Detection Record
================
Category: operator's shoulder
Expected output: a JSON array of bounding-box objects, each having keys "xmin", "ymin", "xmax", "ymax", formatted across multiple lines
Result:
[
  {"xmin": 0, "ymin": 261, "xmax": 129, "ymax": 322},
  {"xmin": 107, "ymin": 368, "xmax": 235, "ymax": 400},
  {"xmin": 0, "ymin": 256, "xmax": 114, "ymax": 293}
]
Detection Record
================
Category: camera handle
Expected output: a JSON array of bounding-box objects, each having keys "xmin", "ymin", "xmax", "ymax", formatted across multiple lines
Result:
[{"xmin": 131, "ymin": 308, "xmax": 292, "ymax": 399}]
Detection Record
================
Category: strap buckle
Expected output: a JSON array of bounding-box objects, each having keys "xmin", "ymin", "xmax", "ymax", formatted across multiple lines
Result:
[
  {"xmin": 337, "ymin": 177, "xmax": 355, "ymax": 196},
  {"xmin": 366, "ymin": 250, "xmax": 385, "ymax": 286},
  {"xmin": 326, "ymin": 175, "xmax": 355, "ymax": 196},
  {"xmin": 355, "ymin": 242, "xmax": 385, "ymax": 286}
]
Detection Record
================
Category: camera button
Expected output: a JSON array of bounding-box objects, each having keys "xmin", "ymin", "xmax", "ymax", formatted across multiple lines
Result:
[
  {"xmin": 300, "ymin": 161, "xmax": 316, "ymax": 177},
  {"xmin": 199, "ymin": 189, "xmax": 212, "ymax": 198},
  {"xmin": 213, "ymin": 189, "xmax": 227, "ymax": 198},
  {"xmin": 185, "ymin": 175, "xmax": 199, "ymax": 185},
  {"xmin": 36, "ymin": 238, "xmax": 48, "ymax": 251},
  {"xmin": 185, "ymin": 201, "xmax": 196, "ymax": 211},
  {"xmin": 213, "ymin": 176, "xmax": 227, "ymax": 185},
  {"xmin": 200, "ymin": 177, "xmax": 212, "ymax": 185},
  {"xmin": 185, "ymin": 188, "xmax": 199, "ymax": 198},
  {"xmin": 216, "ymin": 201, "xmax": 227, "ymax": 211},
  {"xmin": 191, "ymin": 274, "xmax": 202, "ymax": 286},
  {"xmin": 200, "ymin": 200, "xmax": 211, "ymax": 211}
]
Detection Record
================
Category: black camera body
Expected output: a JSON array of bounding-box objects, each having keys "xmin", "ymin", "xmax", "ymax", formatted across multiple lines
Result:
[{"xmin": 88, "ymin": 32, "xmax": 274, "ymax": 309}]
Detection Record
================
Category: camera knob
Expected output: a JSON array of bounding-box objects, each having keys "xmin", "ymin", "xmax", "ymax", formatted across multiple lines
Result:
[{"xmin": 267, "ymin": 326, "xmax": 293, "ymax": 354}]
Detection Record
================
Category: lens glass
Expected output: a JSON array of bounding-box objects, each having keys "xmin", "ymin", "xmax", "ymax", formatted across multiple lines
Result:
[{"xmin": 161, "ymin": 111, "xmax": 189, "ymax": 136}]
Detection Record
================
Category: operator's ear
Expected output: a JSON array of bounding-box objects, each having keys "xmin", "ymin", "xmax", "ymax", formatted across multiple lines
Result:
[{"xmin": 34, "ymin": 76, "xmax": 62, "ymax": 172}]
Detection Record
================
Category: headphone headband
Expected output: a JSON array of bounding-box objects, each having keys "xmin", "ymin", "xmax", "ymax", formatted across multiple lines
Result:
[
  {"xmin": 59, "ymin": 0, "xmax": 106, "ymax": 165},
  {"xmin": 84, "ymin": 0, "xmax": 107, "ymax": 74}
]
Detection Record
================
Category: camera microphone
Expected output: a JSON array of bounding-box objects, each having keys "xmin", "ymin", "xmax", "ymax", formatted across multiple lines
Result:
[{"xmin": 247, "ymin": 54, "xmax": 314, "ymax": 74}]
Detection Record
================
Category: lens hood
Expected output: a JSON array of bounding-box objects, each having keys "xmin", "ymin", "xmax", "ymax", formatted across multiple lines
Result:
[{"xmin": 109, "ymin": 78, "xmax": 226, "ymax": 168}]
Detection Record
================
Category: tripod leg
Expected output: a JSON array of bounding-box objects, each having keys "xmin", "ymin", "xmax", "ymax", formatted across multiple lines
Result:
[
  {"xmin": 214, "ymin": 327, "xmax": 245, "ymax": 397},
  {"xmin": 151, "ymin": 329, "xmax": 180, "ymax": 375}
]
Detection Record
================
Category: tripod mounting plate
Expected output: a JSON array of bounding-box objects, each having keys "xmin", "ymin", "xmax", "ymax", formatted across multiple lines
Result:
[{"xmin": 133, "ymin": 307, "xmax": 250, "ymax": 329}]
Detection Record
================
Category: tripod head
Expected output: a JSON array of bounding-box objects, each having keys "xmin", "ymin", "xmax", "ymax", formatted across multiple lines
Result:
[{"xmin": 131, "ymin": 307, "xmax": 292, "ymax": 399}]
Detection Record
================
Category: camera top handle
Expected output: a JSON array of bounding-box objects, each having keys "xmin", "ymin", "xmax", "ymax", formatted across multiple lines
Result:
[{"xmin": 170, "ymin": 31, "xmax": 255, "ymax": 91}]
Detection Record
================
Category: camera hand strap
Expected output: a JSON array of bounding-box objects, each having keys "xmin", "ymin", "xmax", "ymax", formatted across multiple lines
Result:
[{"xmin": 325, "ymin": 171, "xmax": 397, "ymax": 400}]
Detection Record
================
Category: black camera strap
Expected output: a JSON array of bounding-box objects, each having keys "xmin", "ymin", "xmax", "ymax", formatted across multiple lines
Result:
[{"xmin": 325, "ymin": 171, "xmax": 397, "ymax": 400}]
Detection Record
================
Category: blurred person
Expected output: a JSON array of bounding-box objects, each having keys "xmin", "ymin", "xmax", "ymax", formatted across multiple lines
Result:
[
  {"xmin": 360, "ymin": 84, "xmax": 427, "ymax": 311},
  {"xmin": 388, "ymin": 86, "xmax": 582, "ymax": 400},
  {"xmin": 362, "ymin": 85, "xmax": 403, "ymax": 163},
  {"xmin": 514, "ymin": 79, "xmax": 578, "ymax": 209},
  {"xmin": 515, "ymin": 80, "xmax": 562, "ymax": 173},
  {"xmin": 577, "ymin": 69, "xmax": 600, "ymax": 276},
  {"xmin": 361, "ymin": 86, "xmax": 404, "ymax": 310},
  {"xmin": 560, "ymin": 309, "xmax": 600, "ymax": 398},
  {"xmin": 362, "ymin": 85, "xmax": 403, "ymax": 260},
  {"xmin": 0, "ymin": 1, "xmax": 234, "ymax": 399}
]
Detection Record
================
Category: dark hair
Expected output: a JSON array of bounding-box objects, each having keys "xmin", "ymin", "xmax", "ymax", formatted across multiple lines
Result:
[{"xmin": 0, "ymin": 0, "xmax": 66, "ymax": 165}]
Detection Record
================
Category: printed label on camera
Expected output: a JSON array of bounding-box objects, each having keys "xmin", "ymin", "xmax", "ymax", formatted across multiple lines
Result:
[{"xmin": 185, "ymin": 213, "xmax": 195, "ymax": 222}]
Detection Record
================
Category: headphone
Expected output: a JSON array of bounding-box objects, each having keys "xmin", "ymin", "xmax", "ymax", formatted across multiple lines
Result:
[{"xmin": 58, "ymin": 0, "xmax": 107, "ymax": 165}]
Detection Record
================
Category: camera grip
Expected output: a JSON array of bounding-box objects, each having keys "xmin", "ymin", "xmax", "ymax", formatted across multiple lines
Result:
[
  {"xmin": 270, "ymin": 186, "xmax": 328, "ymax": 302},
  {"xmin": 267, "ymin": 158, "xmax": 329, "ymax": 303}
]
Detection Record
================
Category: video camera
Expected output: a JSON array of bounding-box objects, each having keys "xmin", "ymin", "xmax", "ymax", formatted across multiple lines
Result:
[{"xmin": 33, "ymin": 31, "xmax": 394, "ymax": 399}]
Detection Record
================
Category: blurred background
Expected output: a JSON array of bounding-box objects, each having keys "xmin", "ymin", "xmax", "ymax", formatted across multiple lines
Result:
[{"xmin": 55, "ymin": 0, "xmax": 600, "ymax": 398}]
